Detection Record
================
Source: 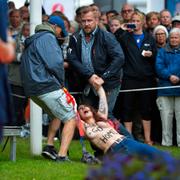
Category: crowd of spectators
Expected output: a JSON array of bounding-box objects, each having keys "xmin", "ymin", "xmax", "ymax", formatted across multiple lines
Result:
[{"xmin": 3, "ymin": 1, "xmax": 180, "ymax": 160}]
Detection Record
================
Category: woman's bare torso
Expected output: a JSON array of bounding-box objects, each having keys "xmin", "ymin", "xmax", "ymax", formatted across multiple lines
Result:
[{"xmin": 84, "ymin": 121, "xmax": 125, "ymax": 153}]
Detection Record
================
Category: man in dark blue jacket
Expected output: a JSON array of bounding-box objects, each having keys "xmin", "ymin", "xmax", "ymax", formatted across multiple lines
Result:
[
  {"xmin": 68, "ymin": 6, "xmax": 124, "ymax": 159},
  {"xmin": 20, "ymin": 16, "xmax": 76, "ymax": 162},
  {"xmin": 68, "ymin": 6, "xmax": 124, "ymax": 121}
]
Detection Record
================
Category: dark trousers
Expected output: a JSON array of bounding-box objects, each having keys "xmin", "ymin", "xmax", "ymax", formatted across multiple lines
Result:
[{"xmin": 10, "ymin": 84, "xmax": 28, "ymax": 125}]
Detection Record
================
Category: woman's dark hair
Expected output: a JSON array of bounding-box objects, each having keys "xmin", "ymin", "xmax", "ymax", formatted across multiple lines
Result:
[
  {"xmin": 79, "ymin": 103, "xmax": 97, "ymax": 120},
  {"xmin": 78, "ymin": 104, "xmax": 99, "ymax": 121}
]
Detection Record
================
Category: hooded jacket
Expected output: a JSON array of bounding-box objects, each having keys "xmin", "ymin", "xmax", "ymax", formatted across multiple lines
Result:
[{"xmin": 20, "ymin": 23, "xmax": 64, "ymax": 96}]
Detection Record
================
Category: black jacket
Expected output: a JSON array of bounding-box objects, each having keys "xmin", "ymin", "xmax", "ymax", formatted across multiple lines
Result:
[
  {"xmin": 67, "ymin": 28, "xmax": 124, "ymax": 91},
  {"xmin": 115, "ymin": 28, "xmax": 157, "ymax": 81}
]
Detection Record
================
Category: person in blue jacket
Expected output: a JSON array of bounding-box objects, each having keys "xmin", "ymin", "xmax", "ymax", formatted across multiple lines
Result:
[
  {"xmin": 20, "ymin": 16, "xmax": 76, "ymax": 162},
  {"xmin": 156, "ymin": 28, "xmax": 180, "ymax": 147}
]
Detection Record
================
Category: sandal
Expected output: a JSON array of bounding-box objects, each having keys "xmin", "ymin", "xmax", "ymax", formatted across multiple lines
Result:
[{"xmin": 145, "ymin": 141, "xmax": 153, "ymax": 146}]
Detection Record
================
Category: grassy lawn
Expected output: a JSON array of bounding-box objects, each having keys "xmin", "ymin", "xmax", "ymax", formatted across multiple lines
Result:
[
  {"xmin": 0, "ymin": 138, "xmax": 93, "ymax": 180},
  {"xmin": 0, "ymin": 137, "xmax": 180, "ymax": 180}
]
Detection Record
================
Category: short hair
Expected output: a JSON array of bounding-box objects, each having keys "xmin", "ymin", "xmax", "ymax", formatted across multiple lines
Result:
[
  {"xmin": 106, "ymin": 10, "xmax": 119, "ymax": 16},
  {"xmin": 121, "ymin": 3, "xmax": 134, "ymax": 12},
  {"xmin": 160, "ymin": 9, "xmax": 172, "ymax": 17},
  {"xmin": 89, "ymin": 3, "xmax": 98, "ymax": 7},
  {"xmin": 131, "ymin": 11, "xmax": 145, "ymax": 22},
  {"xmin": 169, "ymin": 27, "xmax": 180, "ymax": 37},
  {"xmin": 80, "ymin": 6, "xmax": 97, "ymax": 18},
  {"xmin": 9, "ymin": 8, "xmax": 20, "ymax": 17},
  {"xmin": 109, "ymin": 15, "xmax": 123, "ymax": 24},
  {"xmin": 146, "ymin": 11, "xmax": 160, "ymax": 22},
  {"xmin": 22, "ymin": 22, "xmax": 30, "ymax": 29},
  {"xmin": 75, "ymin": 6, "xmax": 89, "ymax": 16}
]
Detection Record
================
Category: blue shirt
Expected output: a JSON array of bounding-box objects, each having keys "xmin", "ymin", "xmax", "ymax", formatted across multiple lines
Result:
[
  {"xmin": 79, "ymin": 27, "xmax": 97, "ymax": 73},
  {"xmin": 133, "ymin": 33, "xmax": 144, "ymax": 48}
]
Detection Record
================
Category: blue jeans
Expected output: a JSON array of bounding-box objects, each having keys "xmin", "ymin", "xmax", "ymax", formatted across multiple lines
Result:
[
  {"xmin": 108, "ymin": 138, "xmax": 172, "ymax": 161},
  {"xmin": 82, "ymin": 85, "xmax": 120, "ymax": 120},
  {"xmin": 118, "ymin": 123, "xmax": 134, "ymax": 139},
  {"xmin": 106, "ymin": 85, "xmax": 120, "ymax": 120}
]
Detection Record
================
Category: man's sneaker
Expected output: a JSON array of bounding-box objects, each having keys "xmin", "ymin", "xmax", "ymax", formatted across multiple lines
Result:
[
  {"xmin": 42, "ymin": 145, "xmax": 58, "ymax": 160},
  {"xmin": 56, "ymin": 156, "xmax": 71, "ymax": 163}
]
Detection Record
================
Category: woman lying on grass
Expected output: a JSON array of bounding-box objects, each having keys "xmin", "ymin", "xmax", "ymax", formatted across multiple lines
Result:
[{"xmin": 78, "ymin": 86, "xmax": 173, "ymax": 162}]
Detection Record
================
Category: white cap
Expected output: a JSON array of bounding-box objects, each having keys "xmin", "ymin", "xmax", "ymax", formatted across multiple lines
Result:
[{"xmin": 172, "ymin": 15, "xmax": 180, "ymax": 23}]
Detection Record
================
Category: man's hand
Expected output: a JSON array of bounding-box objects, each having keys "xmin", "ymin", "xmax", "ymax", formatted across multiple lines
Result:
[
  {"xmin": 88, "ymin": 74, "xmax": 104, "ymax": 90},
  {"xmin": 170, "ymin": 75, "xmax": 180, "ymax": 84}
]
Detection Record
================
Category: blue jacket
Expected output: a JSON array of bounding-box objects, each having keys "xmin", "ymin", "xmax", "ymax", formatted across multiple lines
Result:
[
  {"xmin": 67, "ymin": 28, "xmax": 124, "ymax": 91},
  {"xmin": 20, "ymin": 24, "xmax": 64, "ymax": 96},
  {"xmin": 0, "ymin": 0, "xmax": 14, "ymax": 138},
  {"xmin": 156, "ymin": 44, "xmax": 180, "ymax": 96}
]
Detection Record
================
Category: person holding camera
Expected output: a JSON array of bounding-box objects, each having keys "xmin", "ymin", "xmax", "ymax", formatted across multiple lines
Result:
[{"xmin": 115, "ymin": 11, "xmax": 157, "ymax": 145}]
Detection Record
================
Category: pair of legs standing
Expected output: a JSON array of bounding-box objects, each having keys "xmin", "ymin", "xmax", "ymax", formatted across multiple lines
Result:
[
  {"xmin": 31, "ymin": 89, "xmax": 77, "ymax": 160},
  {"xmin": 46, "ymin": 118, "xmax": 76, "ymax": 157},
  {"xmin": 157, "ymin": 96, "xmax": 180, "ymax": 147},
  {"xmin": 121, "ymin": 78, "xmax": 156, "ymax": 144},
  {"xmin": 122, "ymin": 88, "xmax": 153, "ymax": 144}
]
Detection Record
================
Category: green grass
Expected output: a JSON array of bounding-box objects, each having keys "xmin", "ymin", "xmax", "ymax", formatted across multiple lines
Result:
[
  {"xmin": 0, "ymin": 138, "xmax": 180, "ymax": 180},
  {"xmin": 0, "ymin": 138, "xmax": 93, "ymax": 180}
]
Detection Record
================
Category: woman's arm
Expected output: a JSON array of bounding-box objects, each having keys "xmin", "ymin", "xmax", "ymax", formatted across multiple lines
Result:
[{"xmin": 96, "ymin": 86, "xmax": 108, "ymax": 121}]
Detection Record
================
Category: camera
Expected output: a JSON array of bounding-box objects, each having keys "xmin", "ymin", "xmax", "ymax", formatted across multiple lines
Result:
[{"xmin": 127, "ymin": 23, "xmax": 136, "ymax": 29}]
